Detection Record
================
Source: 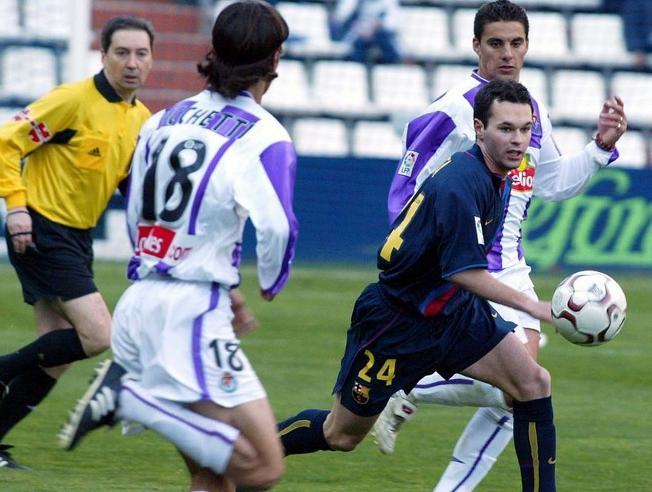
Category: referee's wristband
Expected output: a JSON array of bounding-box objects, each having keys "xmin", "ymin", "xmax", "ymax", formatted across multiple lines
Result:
[{"xmin": 594, "ymin": 132, "xmax": 615, "ymax": 152}]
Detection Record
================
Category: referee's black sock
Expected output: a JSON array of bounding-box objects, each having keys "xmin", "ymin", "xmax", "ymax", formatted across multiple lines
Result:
[
  {"xmin": 0, "ymin": 367, "xmax": 57, "ymax": 441},
  {"xmin": 0, "ymin": 328, "xmax": 87, "ymax": 383}
]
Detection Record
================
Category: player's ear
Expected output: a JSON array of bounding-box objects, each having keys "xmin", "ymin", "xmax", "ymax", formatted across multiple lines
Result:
[
  {"xmin": 474, "ymin": 118, "xmax": 485, "ymax": 141},
  {"xmin": 472, "ymin": 37, "xmax": 481, "ymax": 56}
]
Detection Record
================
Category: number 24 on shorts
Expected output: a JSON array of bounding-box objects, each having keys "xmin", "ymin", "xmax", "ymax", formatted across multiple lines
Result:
[{"xmin": 358, "ymin": 349, "xmax": 396, "ymax": 386}]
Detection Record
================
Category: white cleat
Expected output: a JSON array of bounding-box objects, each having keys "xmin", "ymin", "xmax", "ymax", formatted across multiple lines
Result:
[{"xmin": 372, "ymin": 392, "xmax": 418, "ymax": 454}]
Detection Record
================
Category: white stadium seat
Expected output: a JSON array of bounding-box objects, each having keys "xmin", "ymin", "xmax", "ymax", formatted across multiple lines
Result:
[
  {"xmin": 551, "ymin": 126, "xmax": 588, "ymax": 154},
  {"xmin": 611, "ymin": 72, "xmax": 652, "ymax": 126},
  {"xmin": 276, "ymin": 2, "xmax": 347, "ymax": 58},
  {"xmin": 451, "ymin": 9, "xmax": 477, "ymax": 60},
  {"xmin": 397, "ymin": 7, "xmax": 450, "ymax": 62},
  {"xmin": 263, "ymin": 59, "xmax": 312, "ymax": 114},
  {"xmin": 432, "ymin": 64, "xmax": 475, "ymax": 100},
  {"xmin": 371, "ymin": 64, "xmax": 429, "ymax": 115},
  {"xmin": 1, "ymin": 47, "xmax": 57, "ymax": 100},
  {"xmin": 550, "ymin": 70, "xmax": 606, "ymax": 124},
  {"xmin": 0, "ymin": 107, "xmax": 20, "ymax": 124},
  {"xmin": 571, "ymin": 13, "xmax": 633, "ymax": 65},
  {"xmin": 526, "ymin": 12, "xmax": 570, "ymax": 63},
  {"xmin": 312, "ymin": 60, "xmax": 376, "ymax": 117},
  {"xmin": 519, "ymin": 67, "xmax": 549, "ymax": 108},
  {"xmin": 24, "ymin": 0, "xmax": 71, "ymax": 38},
  {"xmin": 292, "ymin": 118, "xmax": 349, "ymax": 157},
  {"xmin": 0, "ymin": 0, "xmax": 20, "ymax": 37},
  {"xmin": 352, "ymin": 120, "xmax": 403, "ymax": 159},
  {"xmin": 612, "ymin": 131, "xmax": 648, "ymax": 169}
]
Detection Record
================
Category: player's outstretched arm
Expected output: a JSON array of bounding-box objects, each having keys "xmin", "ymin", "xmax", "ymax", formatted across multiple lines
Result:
[
  {"xmin": 448, "ymin": 268, "xmax": 551, "ymax": 322},
  {"xmin": 596, "ymin": 96, "xmax": 627, "ymax": 149}
]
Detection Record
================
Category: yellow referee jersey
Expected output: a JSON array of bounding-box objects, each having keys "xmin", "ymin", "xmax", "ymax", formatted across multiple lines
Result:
[{"xmin": 0, "ymin": 71, "xmax": 151, "ymax": 229}]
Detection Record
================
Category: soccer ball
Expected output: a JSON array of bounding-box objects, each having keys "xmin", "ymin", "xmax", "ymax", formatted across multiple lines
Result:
[{"xmin": 551, "ymin": 270, "xmax": 627, "ymax": 346}]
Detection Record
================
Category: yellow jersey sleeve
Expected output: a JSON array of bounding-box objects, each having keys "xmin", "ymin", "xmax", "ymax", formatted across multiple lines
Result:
[{"xmin": 0, "ymin": 85, "xmax": 79, "ymax": 209}]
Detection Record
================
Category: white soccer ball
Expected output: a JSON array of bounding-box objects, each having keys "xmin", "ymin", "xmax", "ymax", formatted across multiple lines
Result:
[{"xmin": 551, "ymin": 270, "xmax": 627, "ymax": 346}]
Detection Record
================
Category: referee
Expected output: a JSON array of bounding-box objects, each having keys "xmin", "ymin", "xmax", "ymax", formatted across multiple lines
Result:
[{"xmin": 0, "ymin": 16, "xmax": 154, "ymax": 468}]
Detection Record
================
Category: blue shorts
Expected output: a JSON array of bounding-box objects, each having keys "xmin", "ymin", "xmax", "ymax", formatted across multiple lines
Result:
[
  {"xmin": 6, "ymin": 208, "xmax": 97, "ymax": 305},
  {"xmin": 333, "ymin": 283, "xmax": 514, "ymax": 417}
]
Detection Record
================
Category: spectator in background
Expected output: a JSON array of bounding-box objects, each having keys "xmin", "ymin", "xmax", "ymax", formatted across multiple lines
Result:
[
  {"xmin": 0, "ymin": 15, "xmax": 154, "ymax": 469},
  {"xmin": 621, "ymin": 0, "xmax": 652, "ymax": 67},
  {"xmin": 330, "ymin": 0, "xmax": 402, "ymax": 64},
  {"xmin": 605, "ymin": 0, "xmax": 652, "ymax": 67}
]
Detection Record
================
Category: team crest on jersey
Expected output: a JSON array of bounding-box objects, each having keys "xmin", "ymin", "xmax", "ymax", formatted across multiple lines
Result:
[
  {"xmin": 219, "ymin": 372, "xmax": 238, "ymax": 393},
  {"xmin": 398, "ymin": 150, "xmax": 419, "ymax": 177},
  {"xmin": 509, "ymin": 154, "xmax": 535, "ymax": 192},
  {"xmin": 352, "ymin": 381, "xmax": 370, "ymax": 405}
]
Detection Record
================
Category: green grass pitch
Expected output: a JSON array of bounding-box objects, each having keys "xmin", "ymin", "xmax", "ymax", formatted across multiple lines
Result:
[{"xmin": 0, "ymin": 261, "xmax": 650, "ymax": 491}]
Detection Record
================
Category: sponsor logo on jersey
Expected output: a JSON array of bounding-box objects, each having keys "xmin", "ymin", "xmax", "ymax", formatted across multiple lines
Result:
[
  {"xmin": 88, "ymin": 147, "xmax": 101, "ymax": 157},
  {"xmin": 136, "ymin": 225, "xmax": 177, "ymax": 259},
  {"xmin": 352, "ymin": 380, "xmax": 370, "ymax": 405},
  {"xmin": 474, "ymin": 216, "xmax": 485, "ymax": 245},
  {"xmin": 509, "ymin": 154, "xmax": 535, "ymax": 192},
  {"xmin": 398, "ymin": 150, "xmax": 419, "ymax": 177},
  {"xmin": 219, "ymin": 372, "xmax": 238, "ymax": 393},
  {"xmin": 15, "ymin": 108, "xmax": 52, "ymax": 143}
]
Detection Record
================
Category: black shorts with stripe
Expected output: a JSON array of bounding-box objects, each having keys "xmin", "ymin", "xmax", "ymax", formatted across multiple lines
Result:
[
  {"xmin": 5, "ymin": 208, "xmax": 97, "ymax": 305},
  {"xmin": 333, "ymin": 283, "xmax": 514, "ymax": 417}
]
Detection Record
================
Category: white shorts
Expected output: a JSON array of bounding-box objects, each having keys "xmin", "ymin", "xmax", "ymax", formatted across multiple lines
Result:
[
  {"xmin": 490, "ymin": 261, "xmax": 541, "ymax": 344},
  {"xmin": 112, "ymin": 278, "xmax": 266, "ymax": 407}
]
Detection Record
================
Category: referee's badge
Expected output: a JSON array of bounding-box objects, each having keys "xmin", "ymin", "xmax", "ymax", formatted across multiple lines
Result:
[
  {"xmin": 398, "ymin": 150, "xmax": 419, "ymax": 177},
  {"xmin": 474, "ymin": 216, "xmax": 485, "ymax": 245},
  {"xmin": 219, "ymin": 372, "xmax": 238, "ymax": 393}
]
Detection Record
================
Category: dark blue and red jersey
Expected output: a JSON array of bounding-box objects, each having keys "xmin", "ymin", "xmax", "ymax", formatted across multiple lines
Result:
[{"xmin": 377, "ymin": 144, "xmax": 510, "ymax": 317}]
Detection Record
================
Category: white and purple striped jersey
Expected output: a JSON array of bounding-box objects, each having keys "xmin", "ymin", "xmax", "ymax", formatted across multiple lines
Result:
[
  {"xmin": 388, "ymin": 70, "xmax": 618, "ymax": 273},
  {"xmin": 125, "ymin": 90, "xmax": 298, "ymax": 296}
]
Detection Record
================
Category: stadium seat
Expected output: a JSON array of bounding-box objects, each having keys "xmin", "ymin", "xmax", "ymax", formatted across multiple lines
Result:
[
  {"xmin": 24, "ymin": 0, "xmax": 71, "ymax": 38},
  {"xmin": 276, "ymin": 2, "xmax": 348, "ymax": 58},
  {"xmin": 312, "ymin": 60, "xmax": 377, "ymax": 117},
  {"xmin": 451, "ymin": 9, "xmax": 476, "ymax": 61},
  {"xmin": 551, "ymin": 126, "xmax": 589, "ymax": 154},
  {"xmin": 352, "ymin": 120, "xmax": 403, "ymax": 159},
  {"xmin": 397, "ymin": 6, "xmax": 450, "ymax": 62},
  {"xmin": 292, "ymin": 117, "xmax": 349, "ymax": 157},
  {"xmin": 526, "ymin": 12, "xmax": 570, "ymax": 63},
  {"xmin": 264, "ymin": 59, "xmax": 312, "ymax": 115},
  {"xmin": 612, "ymin": 131, "xmax": 648, "ymax": 169},
  {"xmin": 520, "ymin": 67, "xmax": 549, "ymax": 108},
  {"xmin": 1, "ymin": 47, "xmax": 57, "ymax": 100},
  {"xmin": 431, "ymin": 64, "xmax": 475, "ymax": 100},
  {"xmin": 611, "ymin": 72, "xmax": 652, "ymax": 126},
  {"xmin": 571, "ymin": 14, "xmax": 633, "ymax": 66},
  {"xmin": 0, "ymin": 0, "xmax": 20, "ymax": 37},
  {"xmin": 371, "ymin": 64, "xmax": 429, "ymax": 116},
  {"xmin": 550, "ymin": 69, "xmax": 606, "ymax": 124}
]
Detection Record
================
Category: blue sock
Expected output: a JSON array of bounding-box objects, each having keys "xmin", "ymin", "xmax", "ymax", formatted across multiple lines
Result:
[
  {"xmin": 277, "ymin": 409, "xmax": 332, "ymax": 455},
  {"xmin": 513, "ymin": 396, "xmax": 556, "ymax": 492}
]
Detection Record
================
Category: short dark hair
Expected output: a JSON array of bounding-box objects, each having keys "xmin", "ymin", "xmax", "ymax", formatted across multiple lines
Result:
[
  {"xmin": 101, "ymin": 16, "xmax": 155, "ymax": 52},
  {"xmin": 474, "ymin": 0, "xmax": 529, "ymax": 41},
  {"xmin": 197, "ymin": 0, "xmax": 289, "ymax": 99},
  {"xmin": 474, "ymin": 80, "xmax": 532, "ymax": 126}
]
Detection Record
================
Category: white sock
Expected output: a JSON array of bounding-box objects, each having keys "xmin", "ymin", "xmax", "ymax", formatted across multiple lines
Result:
[
  {"xmin": 119, "ymin": 380, "xmax": 240, "ymax": 474},
  {"xmin": 433, "ymin": 407, "xmax": 513, "ymax": 492},
  {"xmin": 411, "ymin": 373, "xmax": 508, "ymax": 410}
]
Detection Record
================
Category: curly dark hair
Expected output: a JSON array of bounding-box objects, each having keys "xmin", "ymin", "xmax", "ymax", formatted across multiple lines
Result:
[{"xmin": 197, "ymin": 0, "xmax": 289, "ymax": 99}]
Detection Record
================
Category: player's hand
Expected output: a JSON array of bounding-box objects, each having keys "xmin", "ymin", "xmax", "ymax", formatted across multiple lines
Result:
[
  {"xmin": 5, "ymin": 208, "xmax": 34, "ymax": 254},
  {"xmin": 260, "ymin": 289, "xmax": 276, "ymax": 302},
  {"xmin": 527, "ymin": 300, "xmax": 552, "ymax": 323},
  {"xmin": 230, "ymin": 288, "xmax": 259, "ymax": 338},
  {"xmin": 596, "ymin": 96, "xmax": 627, "ymax": 148}
]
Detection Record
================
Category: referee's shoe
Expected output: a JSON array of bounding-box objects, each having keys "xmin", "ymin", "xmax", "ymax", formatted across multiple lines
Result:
[
  {"xmin": 58, "ymin": 359, "xmax": 125, "ymax": 451},
  {"xmin": 0, "ymin": 444, "xmax": 28, "ymax": 470}
]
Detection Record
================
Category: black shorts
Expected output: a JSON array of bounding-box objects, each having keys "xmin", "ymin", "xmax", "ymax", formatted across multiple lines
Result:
[
  {"xmin": 333, "ymin": 283, "xmax": 514, "ymax": 417},
  {"xmin": 6, "ymin": 208, "xmax": 97, "ymax": 305}
]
